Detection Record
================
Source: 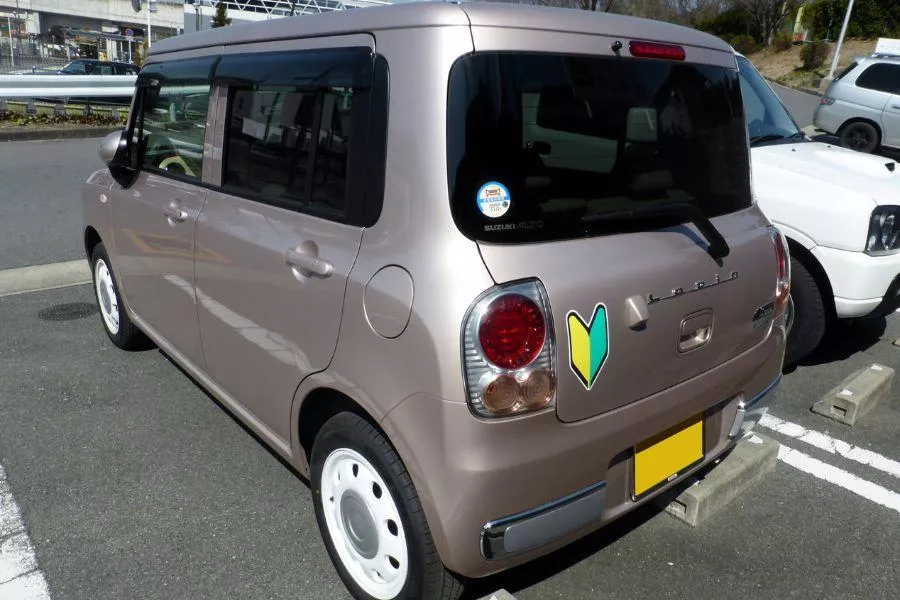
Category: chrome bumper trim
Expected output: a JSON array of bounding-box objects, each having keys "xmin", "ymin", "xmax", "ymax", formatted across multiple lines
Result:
[
  {"xmin": 729, "ymin": 374, "xmax": 782, "ymax": 438},
  {"xmin": 481, "ymin": 481, "xmax": 606, "ymax": 560}
]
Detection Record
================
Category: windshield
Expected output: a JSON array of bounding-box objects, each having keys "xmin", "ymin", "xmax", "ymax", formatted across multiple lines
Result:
[
  {"xmin": 736, "ymin": 55, "xmax": 802, "ymax": 146},
  {"xmin": 447, "ymin": 52, "xmax": 751, "ymax": 244}
]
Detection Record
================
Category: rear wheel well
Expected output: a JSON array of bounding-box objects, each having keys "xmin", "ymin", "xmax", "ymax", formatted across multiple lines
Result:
[
  {"xmin": 84, "ymin": 227, "xmax": 102, "ymax": 261},
  {"xmin": 298, "ymin": 388, "xmax": 382, "ymax": 462},
  {"xmin": 786, "ymin": 239, "xmax": 835, "ymax": 321},
  {"xmin": 838, "ymin": 118, "xmax": 882, "ymax": 142}
]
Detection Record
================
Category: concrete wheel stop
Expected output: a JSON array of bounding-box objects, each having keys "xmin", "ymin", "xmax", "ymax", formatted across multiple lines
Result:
[
  {"xmin": 811, "ymin": 363, "xmax": 894, "ymax": 426},
  {"xmin": 661, "ymin": 432, "xmax": 779, "ymax": 527}
]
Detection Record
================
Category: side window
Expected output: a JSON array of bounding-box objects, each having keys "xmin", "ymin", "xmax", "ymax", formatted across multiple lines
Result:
[
  {"xmin": 134, "ymin": 57, "xmax": 216, "ymax": 181},
  {"xmin": 100, "ymin": 65, "xmax": 113, "ymax": 75},
  {"xmin": 216, "ymin": 48, "xmax": 375, "ymax": 222},
  {"xmin": 856, "ymin": 64, "xmax": 900, "ymax": 94},
  {"xmin": 63, "ymin": 61, "xmax": 86, "ymax": 74},
  {"xmin": 224, "ymin": 87, "xmax": 322, "ymax": 204}
]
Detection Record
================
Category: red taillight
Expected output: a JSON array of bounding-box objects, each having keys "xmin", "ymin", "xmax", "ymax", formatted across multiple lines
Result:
[
  {"xmin": 820, "ymin": 97, "xmax": 836, "ymax": 105},
  {"xmin": 769, "ymin": 226, "xmax": 791, "ymax": 313},
  {"xmin": 478, "ymin": 293, "xmax": 546, "ymax": 370},
  {"xmin": 628, "ymin": 41, "xmax": 686, "ymax": 61}
]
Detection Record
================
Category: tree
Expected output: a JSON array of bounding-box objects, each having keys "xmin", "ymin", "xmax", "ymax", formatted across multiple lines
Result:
[
  {"xmin": 735, "ymin": 0, "xmax": 802, "ymax": 45},
  {"xmin": 211, "ymin": 1, "xmax": 232, "ymax": 28},
  {"xmin": 535, "ymin": 0, "xmax": 616, "ymax": 12}
]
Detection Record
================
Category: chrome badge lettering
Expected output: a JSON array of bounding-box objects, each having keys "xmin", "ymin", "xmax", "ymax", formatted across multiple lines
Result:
[{"xmin": 647, "ymin": 271, "xmax": 739, "ymax": 305}]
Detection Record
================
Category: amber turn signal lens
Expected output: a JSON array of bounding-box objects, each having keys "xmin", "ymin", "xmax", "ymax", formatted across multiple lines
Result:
[
  {"xmin": 481, "ymin": 374, "xmax": 520, "ymax": 414},
  {"xmin": 520, "ymin": 369, "xmax": 554, "ymax": 409}
]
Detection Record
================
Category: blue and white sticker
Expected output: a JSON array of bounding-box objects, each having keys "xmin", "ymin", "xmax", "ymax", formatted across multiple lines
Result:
[{"xmin": 476, "ymin": 182, "xmax": 511, "ymax": 219}]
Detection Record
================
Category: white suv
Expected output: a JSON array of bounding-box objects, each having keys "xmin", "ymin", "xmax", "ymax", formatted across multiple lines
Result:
[
  {"xmin": 813, "ymin": 47, "xmax": 900, "ymax": 154},
  {"xmin": 738, "ymin": 54, "xmax": 900, "ymax": 364}
]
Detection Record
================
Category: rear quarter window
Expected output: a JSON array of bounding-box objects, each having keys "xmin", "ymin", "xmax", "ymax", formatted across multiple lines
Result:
[{"xmin": 855, "ymin": 63, "xmax": 900, "ymax": 94}]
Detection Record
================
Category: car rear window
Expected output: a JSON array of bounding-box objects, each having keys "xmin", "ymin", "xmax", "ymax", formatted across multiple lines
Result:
[{"xmin": 447, "ymin": 52, "xmax": 751, "ymax": 244}]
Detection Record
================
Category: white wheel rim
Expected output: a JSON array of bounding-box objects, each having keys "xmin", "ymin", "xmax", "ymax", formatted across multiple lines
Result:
[
  {"xmin": 320, "ymin": 448, "xmax": 409, "ymax": 599},
  {"xmin": 94, "ymin": 259, "xmax": 120, "ymax": 335}
]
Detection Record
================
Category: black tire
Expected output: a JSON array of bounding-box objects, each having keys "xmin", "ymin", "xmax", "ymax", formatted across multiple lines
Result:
[
  {"xmin": 785, "ymin": 256, "xmax": 828, "ymax": 365},
  {"xmin": 90, "ymin": 242, "xmax": 151, "ymax": 350},
  {"xmin": 839, "ymin": 121, "xmax": 879, "ymax": 153},
  {"xmin": 310, "ymin": 412, "xmax": 463, "ymax": 600}
]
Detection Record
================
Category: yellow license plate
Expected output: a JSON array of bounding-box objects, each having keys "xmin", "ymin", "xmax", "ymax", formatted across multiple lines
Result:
[{"xmin": 633, "ymin": 415, "xmax": 704, "ymax": 499}]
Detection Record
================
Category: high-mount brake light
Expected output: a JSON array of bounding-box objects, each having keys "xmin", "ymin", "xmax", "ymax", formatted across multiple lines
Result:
[{"xmin": 628, "ymin": 41, "xmax": 686, "ymax": 61}]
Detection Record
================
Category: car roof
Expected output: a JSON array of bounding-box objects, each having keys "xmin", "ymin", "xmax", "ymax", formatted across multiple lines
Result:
[{"xmin": 150, "ymin": 1, "xmax": 731, "ymax": 57}]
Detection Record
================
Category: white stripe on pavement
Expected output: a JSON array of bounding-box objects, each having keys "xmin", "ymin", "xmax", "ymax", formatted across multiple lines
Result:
[
  {"xmin": 760, "ymin": 413, "xmax": 900, "ymax": 480},
  {"xmin": 777, "ymin": 445, "xmax": 900, "ymax": 515},
  {"xmin": 0, "ymin": 260, "xmax": 90, "ymax": 298},
  {"xmin": 0, "ymin": 466, "xmax": 50, "ymax": 598}
]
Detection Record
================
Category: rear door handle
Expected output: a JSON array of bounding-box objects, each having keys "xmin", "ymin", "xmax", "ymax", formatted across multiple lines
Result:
[
  {"xmin": 163, "ymin": 203, "xmax": 188, "ymax": 224},
  {"xmin": 285, "ymin": 247, "xmax": 333, "ymax": 279}
]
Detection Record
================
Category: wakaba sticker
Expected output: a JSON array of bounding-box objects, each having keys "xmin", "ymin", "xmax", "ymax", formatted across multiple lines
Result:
[
  {"xmin": 476, "ymin": 182, "xmax": 511, "ymax": 219},
  {"xmin": 567, "ymin": 304, "xmax": 610, "ymax": 391}
]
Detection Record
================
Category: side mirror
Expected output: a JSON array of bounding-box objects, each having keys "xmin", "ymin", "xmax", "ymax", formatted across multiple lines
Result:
[
  {"xmin": 99, "ymin": 129, "xmax": 125, "ymax": 164},
  {"xmin": 99, "ymin": 128, "xmax": 138, "ymax": 188}
]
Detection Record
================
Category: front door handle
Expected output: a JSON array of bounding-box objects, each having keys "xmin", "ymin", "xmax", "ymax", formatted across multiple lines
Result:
[
  {"xmin": 163, "ymin": 203, "xmax": 188, "ymax": 224},
  {"xmin": 285, "ymin": 245, "xmax": 333, "ymax": 279}
]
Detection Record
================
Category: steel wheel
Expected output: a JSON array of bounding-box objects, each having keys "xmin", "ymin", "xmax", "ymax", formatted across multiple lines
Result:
[
  {"xmin": 94, "ymin": 258, "xmax": 120, "ymax": 335},
  {"xmin": 320, "ymin": 447, "xmax": 409, "ymax": 600}
]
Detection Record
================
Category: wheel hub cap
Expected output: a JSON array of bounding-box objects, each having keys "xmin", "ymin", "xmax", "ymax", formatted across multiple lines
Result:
[{"xmin": 340, "ymin": 490, "xmax": 378, "ymax": 559}]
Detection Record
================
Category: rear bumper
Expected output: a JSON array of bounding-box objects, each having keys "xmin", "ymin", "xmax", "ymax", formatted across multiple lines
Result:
[
  {"xmin": 380, "ymin": 324, "xmax": 786, "ymax": 578},
  {"xmin": 480, "ymin": 373, "xmax": 780, "ymax": 563}
]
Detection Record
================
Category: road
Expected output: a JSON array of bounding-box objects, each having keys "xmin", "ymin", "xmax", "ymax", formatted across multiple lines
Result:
[
  {"xmin": 0, "ymin": 138, "xmax": 103, "ymax": 270},
  {"xmin": 771, "ymin": 81, "xmax": 820, "ymax": 128},
  {"xmin": 1, "ymin": 136, "xmax": 900, "ymax": 600}
]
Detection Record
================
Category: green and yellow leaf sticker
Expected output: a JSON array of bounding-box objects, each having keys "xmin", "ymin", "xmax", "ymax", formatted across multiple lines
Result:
[{"xmin": 567, "ymin": 304, "xmax": 609, "ymax": 390}]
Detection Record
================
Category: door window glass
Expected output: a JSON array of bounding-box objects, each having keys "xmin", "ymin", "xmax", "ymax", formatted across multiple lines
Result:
[
  {"xmin": 856, "ymin": 64, "xmax": 900, "ymax": 94},
  {"xmin": 138, "ymin": 82, "xmax": 210, "ymax": 179},
  {"xmin": 223, "ymin": 85, "xmax": 356, "ymax": 216}
]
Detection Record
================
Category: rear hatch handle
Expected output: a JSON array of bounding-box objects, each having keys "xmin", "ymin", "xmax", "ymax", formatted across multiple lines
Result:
[{"xmin": 582, "ymin": 202, "xmax": 730, "ymax": 261}]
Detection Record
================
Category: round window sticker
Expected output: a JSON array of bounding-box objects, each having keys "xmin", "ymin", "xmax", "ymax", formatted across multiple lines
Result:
[{"xmin": 476, "ymin": 182, "xmax": 511, "ymax": 219}]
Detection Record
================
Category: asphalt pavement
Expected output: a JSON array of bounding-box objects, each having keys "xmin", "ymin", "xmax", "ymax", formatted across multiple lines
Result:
[
  {"xmin": 771, "ymin": 82, "xmax": 820, "ymax": 129},
  {"xmin": 0, "ymin": 138, "xmax": 103, "ymax": 270},
  {"xmin": 0, "ymin": 284, "xmax": 898, "ymax": 599}
]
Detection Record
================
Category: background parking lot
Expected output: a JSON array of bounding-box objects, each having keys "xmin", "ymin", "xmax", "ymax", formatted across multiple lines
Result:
[{"xmin": 1, "ymin": 85, "xmax": 899, "ymax": 599}]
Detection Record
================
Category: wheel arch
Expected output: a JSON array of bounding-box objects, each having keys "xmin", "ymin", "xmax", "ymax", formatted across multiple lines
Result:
[
  {"xmin": 786, "ymin": 238, "xmax": 836, "ymax": 321},
  {"xmin": 84, "ymin": 226, "xmax": 102, "ymax": 260},
  {"xmin": 837, "ymin": 117, "xmax": 883, "ymax": 144},
  {"xmin": 297, "ymin": 386, "xmax": 386, "ymax": 471}
]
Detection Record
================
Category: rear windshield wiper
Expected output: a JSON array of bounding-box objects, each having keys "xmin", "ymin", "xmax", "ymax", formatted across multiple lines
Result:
[{"xmin": 582, "ymin": 202, "xmax": 730, "ymax": 260}]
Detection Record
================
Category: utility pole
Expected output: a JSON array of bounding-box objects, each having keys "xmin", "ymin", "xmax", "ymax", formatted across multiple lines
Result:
[
  {"xmin": 146, "ymin": 0, "xmax": 153, "ymax": 48},
  {"xmin": 6, "ymin": 16, "xmax": 14, "ymax": 69},
  {"xmin": 827, "ymin": 0, "xmax": 855, "ymax": 80}
]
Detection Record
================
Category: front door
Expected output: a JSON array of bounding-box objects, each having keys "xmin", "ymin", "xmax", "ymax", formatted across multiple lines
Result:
[
  {"xmin": 194, "ymin": 44, "xmax": 375, "ymax": 443},
  {"xmin": 110, "ymin": 56, "xmax": 217, "ymax": 366}
]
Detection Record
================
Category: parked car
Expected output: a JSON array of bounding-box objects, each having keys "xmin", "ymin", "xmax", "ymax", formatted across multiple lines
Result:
[
  {"xmin": 57, "ymin": 58, "xmax": 139, "ymax": 76},
  {"xmin": 84, "ymin": 4, "xmax": 789, "ymax": 599},
  {"xmin": 813, "ymin": 50, "xmax": 900, "ymax": 154},
  {"xmin": 738, "ymin": 54, "xmax": 900, "ymax": 364}
]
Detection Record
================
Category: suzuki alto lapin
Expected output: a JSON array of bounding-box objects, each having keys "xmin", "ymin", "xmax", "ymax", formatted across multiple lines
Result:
[{"xmin": 83, "ymin": 4, "xmax": 789, "ymax": 599}]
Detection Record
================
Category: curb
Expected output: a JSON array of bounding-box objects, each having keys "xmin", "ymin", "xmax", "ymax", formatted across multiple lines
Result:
[
  {"xmin": 763, "ymin": 76, "xmax": 824, "ymax": 97},
  {"xmin": 0, "ymin": 126, "xmax": 120, "ymax": 142}
]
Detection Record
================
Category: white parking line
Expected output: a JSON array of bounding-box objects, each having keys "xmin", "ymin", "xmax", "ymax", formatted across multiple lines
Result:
[
  {"xmin": 777, "ymin": 445, "xmax": 900, "ymax": 515},
  {"xmin": 760, "ymin": 413, "xmax": 900, "ymax": 480},
  {"xmin": 0, "ymin": 466, "xmax": 50, "ymax": 599}
]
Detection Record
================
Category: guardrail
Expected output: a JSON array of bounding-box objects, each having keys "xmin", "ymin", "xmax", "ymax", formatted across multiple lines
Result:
[{"xmin": 0, "ymin": 74, "xmax": 137, "ymax": 98}]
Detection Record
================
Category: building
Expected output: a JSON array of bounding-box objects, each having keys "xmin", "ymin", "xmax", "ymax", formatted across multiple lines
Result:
[
  {"xmin": 182, "ymin": 0, "xmax": 392, "ymax": 34},
  {"xmin": 0, "ymin": 0, "xmax": 183, "ymax": 70}
]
